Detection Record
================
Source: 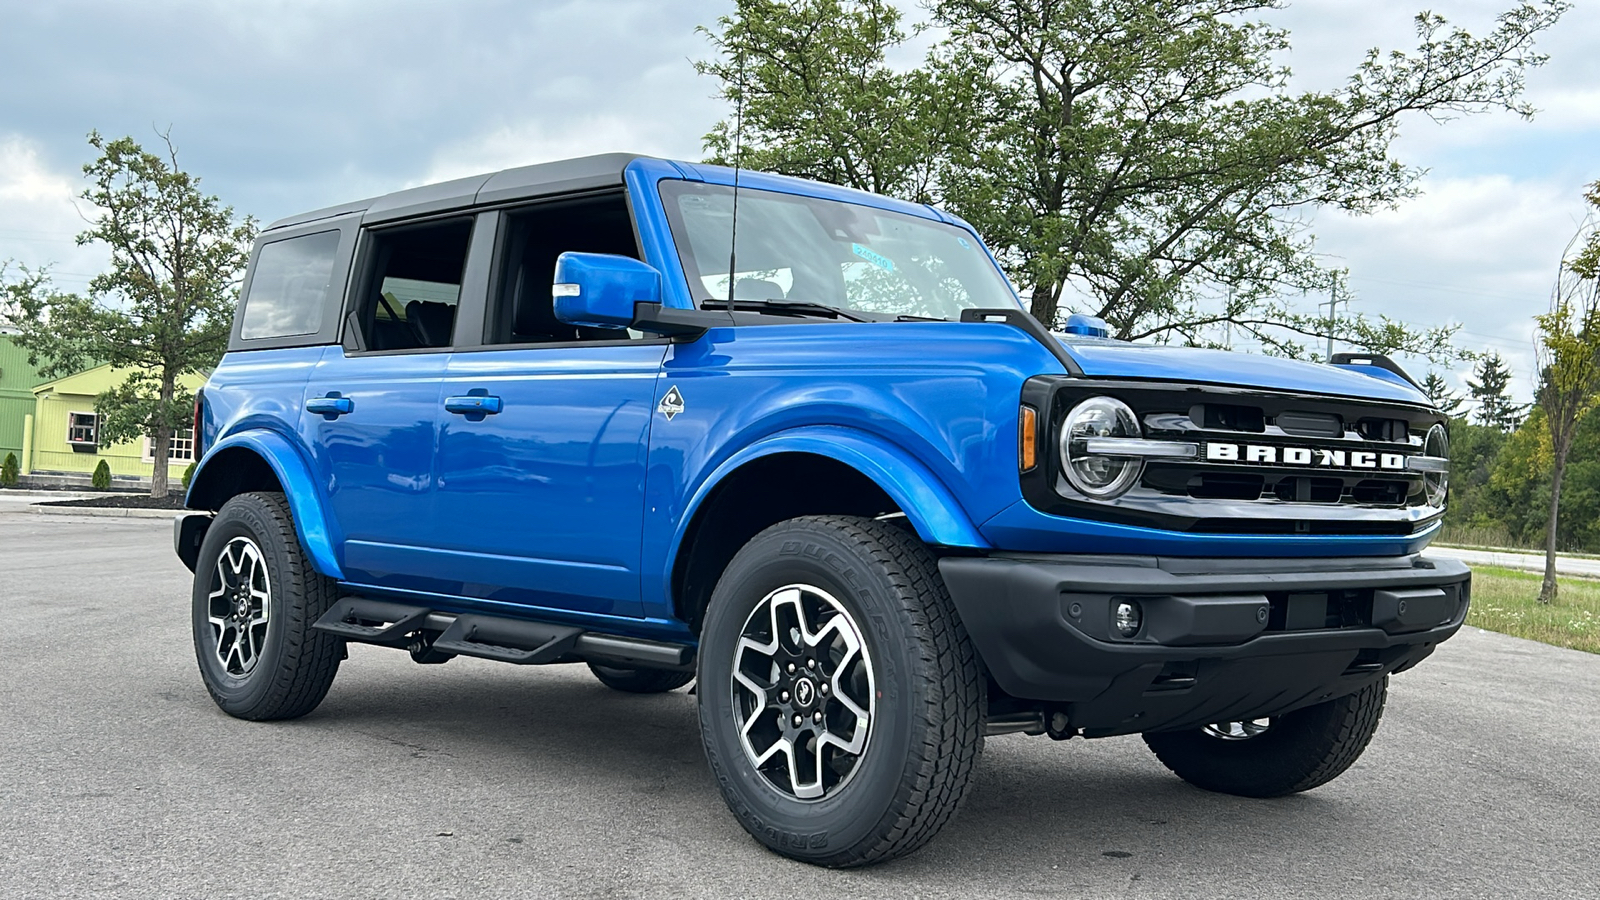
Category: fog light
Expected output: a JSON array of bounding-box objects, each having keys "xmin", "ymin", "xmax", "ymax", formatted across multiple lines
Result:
[{"xmin": 1114, "ymin": 600, "xmax": 1142, "ymax": 637}]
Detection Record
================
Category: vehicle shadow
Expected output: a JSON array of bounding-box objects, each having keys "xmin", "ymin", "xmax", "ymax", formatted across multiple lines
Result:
[{"xmin": 294, "ymin": 656, "xmax": 1374, "ymax": 889}]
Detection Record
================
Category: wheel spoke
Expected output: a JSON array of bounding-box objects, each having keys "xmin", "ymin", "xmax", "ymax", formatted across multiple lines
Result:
[
  {"xmin": 731, "ymin": 582, "xmax": 875, "ymax": 802},
  {"xmin": 207, "ymin": 536, "xmax": 272, "ymax": 677},
  {"xmin": 1204, "ymin": 718, "xmax": 1271, "ymax": 741}
]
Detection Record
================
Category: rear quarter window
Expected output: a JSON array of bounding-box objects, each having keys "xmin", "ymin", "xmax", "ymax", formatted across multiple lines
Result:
[{"xmin": 239, "ymin": 230, "xmax": 342, "ymax": 340}]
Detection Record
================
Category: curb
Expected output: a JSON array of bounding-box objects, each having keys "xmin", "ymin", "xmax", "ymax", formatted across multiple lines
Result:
[{"xmin": 32, "ymin": 504, "xmax": 180, "ymax": 520}]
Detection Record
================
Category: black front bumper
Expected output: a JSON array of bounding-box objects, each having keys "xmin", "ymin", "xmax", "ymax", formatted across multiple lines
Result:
[{"xmin": 939, "ymin": 553, "xmax": 1470, "ymax": 737}]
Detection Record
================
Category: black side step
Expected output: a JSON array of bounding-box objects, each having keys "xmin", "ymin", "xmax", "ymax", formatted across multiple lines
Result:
[
  {"xmin": 432, "ymin": 615, "xmax": 581, "ymax": 665},
  {"xmin": 312, "ymin": 596, "xmax": 695, "ymax": 669},
  {"xmin": 314, "ymin": 597, "xmax": 433, "ymax": 647}
]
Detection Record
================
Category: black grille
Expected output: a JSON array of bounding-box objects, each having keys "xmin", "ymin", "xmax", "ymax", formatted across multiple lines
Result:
[
  {"xmin": 1019, "ymin": 376, "xmax": 1446, "ymax": 536},
  {"xmin": 1137, "ymin": 392, "xmax": 1424, "ymax": 509}
]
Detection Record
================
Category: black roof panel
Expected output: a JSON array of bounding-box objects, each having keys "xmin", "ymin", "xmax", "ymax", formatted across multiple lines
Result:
[{"xmin": 266, "ymin": 153, "xmax": 645, "ymax": 232}]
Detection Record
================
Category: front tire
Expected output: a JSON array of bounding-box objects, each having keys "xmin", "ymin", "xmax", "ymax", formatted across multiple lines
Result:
[
  {"xmin": 192, "ymin": 491, "xmax": 342, "ymax": 721},
  {"xmin": 696, "ymin": 516, "xmax": 984, "ymax": 867},
  {"xmin": 1143, "ymin": 677, "xmax": 1388, "ymax": 797}
]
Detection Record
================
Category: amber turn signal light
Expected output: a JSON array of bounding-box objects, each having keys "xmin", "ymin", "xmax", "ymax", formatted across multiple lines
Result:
[{"xmin": 1019, "ymin": 405, "xmax": 1038, "ymax": 471}]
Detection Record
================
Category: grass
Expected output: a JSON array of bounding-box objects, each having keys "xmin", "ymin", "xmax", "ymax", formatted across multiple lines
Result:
[
  {"xmin": 1467, "ymin": 566, "xmax": 1600, "ymax": 655},
  {"xmin": 1438, "ymin": 523, "xmax": 1600, "ymax": 559}
]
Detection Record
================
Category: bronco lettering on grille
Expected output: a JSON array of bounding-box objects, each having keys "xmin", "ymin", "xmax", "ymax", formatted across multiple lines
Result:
[{"xmin": 1205, "ymin": 442, "xmax": 1406, "ymax": 471}]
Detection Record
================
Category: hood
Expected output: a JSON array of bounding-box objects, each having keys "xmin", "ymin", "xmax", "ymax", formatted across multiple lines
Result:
[{"xmin": 1058, "ymin": 338, "xmax": 1432, "ymax": 406}]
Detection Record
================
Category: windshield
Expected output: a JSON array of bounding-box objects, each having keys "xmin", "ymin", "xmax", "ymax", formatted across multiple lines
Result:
[{"xmin": 660, "ymin": 181, "xmax": 1019, "ymax": 320}]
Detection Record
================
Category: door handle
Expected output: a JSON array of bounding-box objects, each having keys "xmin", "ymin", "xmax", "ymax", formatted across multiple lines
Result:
[
  {"xmin": 306, "ymin": 393, "xmax": 354, "ymax": 419},
  {"xmin": 444, "ymin": 392, "xmax": 503, "ymax": 419}
]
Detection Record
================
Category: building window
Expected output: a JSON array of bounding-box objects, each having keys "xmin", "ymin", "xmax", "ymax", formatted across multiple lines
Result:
[
  {"xmin": 67, "ymin": 412, "xmax": 99, "ymax": 448},
  {"xmin": 142, "ymin": 429, "xmax": 196, "ymax": 463}
]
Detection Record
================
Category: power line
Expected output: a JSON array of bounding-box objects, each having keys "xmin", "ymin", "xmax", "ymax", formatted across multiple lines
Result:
[{"xmin": 1347, "ymin": 273, "xmax": 1543, "ymax": 305}]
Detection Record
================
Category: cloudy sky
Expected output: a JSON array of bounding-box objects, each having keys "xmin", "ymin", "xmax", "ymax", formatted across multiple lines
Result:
[{"xmin": 2, "ymin": 0, "xmax": 1594, "ymax": 401}]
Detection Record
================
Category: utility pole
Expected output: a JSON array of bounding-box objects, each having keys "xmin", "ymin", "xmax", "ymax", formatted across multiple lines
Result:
[
  {"xmin": 1224, "ymin": 286, "xmax": 1233, "ymax": 350},
  {"xmin": 1318, "ymin": 286, "xmax": 1348, "ymax": 361}
]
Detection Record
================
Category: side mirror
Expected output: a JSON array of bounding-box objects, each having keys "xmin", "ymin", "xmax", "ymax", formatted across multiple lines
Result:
[
  {"xmin": 553, "ymin": 251, "xmax": 736, "ymax": 338},
  {"xmin": 552, "ymin": 252, "xmax": 662, "ymax": 330}
]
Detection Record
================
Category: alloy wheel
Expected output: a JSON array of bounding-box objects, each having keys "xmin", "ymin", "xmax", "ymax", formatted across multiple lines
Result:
[
  {"xmin": 206, "ymin": 536, "xmax": 272, "ymax": 676},
  {"xmin": 1203, "ymin": 718, "xmax": 1272, "ymax": 741},
  {"xmin": 731, "ymin": 584, "xmax": 875, "ymax": 801}
]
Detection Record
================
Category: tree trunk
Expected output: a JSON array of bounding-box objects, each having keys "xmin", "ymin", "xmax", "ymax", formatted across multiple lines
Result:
[
  {"xmin": 1029, "ymin": 278, "xmax": 1062, "ymax": 329},
  {"xmin": 151, "ymin": 370, "xmax": 176, "ymax": 498},
  {"xmin": 1538, "ymin": 443, "xmax": 1569, "ymax": 605}
]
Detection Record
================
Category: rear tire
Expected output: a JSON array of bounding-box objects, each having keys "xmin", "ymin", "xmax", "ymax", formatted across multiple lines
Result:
[
  {"xmin": 191, "ymin": 491, "xmax": 342, "ymax": 721},
  {"xmin": 696, "ymin": 515, "xmax": 984, "ymax": 867},
  {"xmin": 586, "ymin": 662, "xmax": 694, "ymax": 694},
  {"xmin": 1143, "ymin": 677, "xmax": 1388, "ymax": 797}
]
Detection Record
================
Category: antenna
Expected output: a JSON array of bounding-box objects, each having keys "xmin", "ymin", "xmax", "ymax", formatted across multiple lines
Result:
[{"xmin": 726, "ymin": 48, "xmax": 746, "ymax": 307}]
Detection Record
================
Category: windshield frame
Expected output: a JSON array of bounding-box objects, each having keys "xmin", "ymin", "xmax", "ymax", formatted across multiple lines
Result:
[{"xmin": 657, "ymin": 179, "xmax": 1023, "ymax": 322}]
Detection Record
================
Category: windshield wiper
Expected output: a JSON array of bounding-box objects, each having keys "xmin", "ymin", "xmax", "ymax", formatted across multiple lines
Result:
[{"xmin": 701, "ymin": 298, "xmax": 872, "ymax": 322}]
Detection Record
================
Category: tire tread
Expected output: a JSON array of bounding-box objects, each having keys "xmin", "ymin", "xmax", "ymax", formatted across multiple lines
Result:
[
  {"xmin": 196, "ymin": 491, "xmax": 342, "ymax": 721},
  {"xmin": 701, "ymin": 515, "xmax": 984, "ymax": 867},
  {"xmin": 1143, "ymin": 676, "xmax": 1387, "ymax": 798}
]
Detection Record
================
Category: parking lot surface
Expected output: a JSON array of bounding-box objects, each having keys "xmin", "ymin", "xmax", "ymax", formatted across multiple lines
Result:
[{"xmin": 2, "ymin": 506, "xmax": 1597, "ymax": 899}]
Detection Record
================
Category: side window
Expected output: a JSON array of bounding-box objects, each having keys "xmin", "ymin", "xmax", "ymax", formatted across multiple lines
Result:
[
  {"xmin": 239, "ymin": 230, "xmax": 341, "ymax": 340},
  {"xmin": 354, "ymin": 218, "xmax": 473, "ymax": 351},
  {"xmin": 487, "ymin": 193, "xmax": 639, "ymax": 344}
]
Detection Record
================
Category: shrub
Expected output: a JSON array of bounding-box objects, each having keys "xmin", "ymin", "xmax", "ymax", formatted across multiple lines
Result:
[
  {"xmin": 182, "ymin": 461, "xmax": 196, "ymax": 490},
  {"xmin": 91, "ymin": 459, "xmax": 111, "ymax": 490},
  {"xmin": 0, "ymin": 452, "xmax": 18, "ymax": 487}
]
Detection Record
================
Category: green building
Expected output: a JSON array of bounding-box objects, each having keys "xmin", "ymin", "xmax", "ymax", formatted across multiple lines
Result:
[
  {"xmin": 0, "ymin": 333, "xmax": 206, "ymax": 485},
  {"xmin": 0, "ymin": 332, "xmax": 44, "ymax": 465}
]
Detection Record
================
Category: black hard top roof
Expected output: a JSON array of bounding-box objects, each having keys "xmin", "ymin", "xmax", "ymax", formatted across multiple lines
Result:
[{"xmin": 266, "ymin": 152, "xmax": 646, "ymax": 231}]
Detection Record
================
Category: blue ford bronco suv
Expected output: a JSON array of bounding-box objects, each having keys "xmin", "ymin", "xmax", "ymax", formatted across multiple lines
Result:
[{"xmin": 176, "ymin": 153, "xmax": 1468, "ymax": 867}]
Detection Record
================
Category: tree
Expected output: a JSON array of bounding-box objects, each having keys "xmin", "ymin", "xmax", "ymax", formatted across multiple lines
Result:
[
  {"xmin": 1468, "ymin": 351, "xmax": 1529, "ymax": 431},
  {"xmin": 1, "ymin": 452, "xmax": 18, "ymax": 487},
  {"xmin": 8, "ymin": 132, "xmax": 255, "ymax": 497},
  {"xmin": 696, "ymin": 0, "xmax": 948, "ymax": 203},
  {"xmin": 0, "ymin": 262, "xmax": 47, "ymax": 328},
  {"xmin": 699, "ymin": 0, "xmax": 1566, "ymax": 357},
  {"xmin": 1422, "ymin": 372, "xmax": 1466, "ymax": 417},
  {"xmin": 91, "ymin": 459, "xmax": 112, "ymax": 490},
  {"xmin": 1531, "ymin": 201, "xmax": 1600, "ymax": 603}
]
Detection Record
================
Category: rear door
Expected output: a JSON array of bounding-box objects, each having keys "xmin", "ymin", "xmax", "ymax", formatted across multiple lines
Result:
[{"xmin": 300, "ymin": 213, "xmax": 493, "ymax": 592}]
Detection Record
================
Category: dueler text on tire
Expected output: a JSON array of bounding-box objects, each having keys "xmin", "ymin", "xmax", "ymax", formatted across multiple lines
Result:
[
  {"xmin": 587, "ymin": 662, "xmax": 695, "ymax": 694},
  {"xmin": 1142, "ymin": 676, "xmax": 1388, "ymax": 798},
  {"xmin": 191, "ymin": 491, "xmax": 342, "ymax": 721},
  {"xmin": 696, "ymin": 515, "xmax": 984, "ymax": 867}
]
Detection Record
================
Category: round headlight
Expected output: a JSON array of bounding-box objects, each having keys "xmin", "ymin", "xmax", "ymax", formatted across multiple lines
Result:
[
  {"xmin": 1423, "ymin": 423, "xmax": 1449, "ymax": 507},
  {"xmin": 1060, "ymin": 396, "xmax": 1143, "ymax": 499}
]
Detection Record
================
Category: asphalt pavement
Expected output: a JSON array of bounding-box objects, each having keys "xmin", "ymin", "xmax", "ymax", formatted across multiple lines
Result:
[{"xmin": 2, "ymin": 507, "xmax": 1597, "ymax": 899}]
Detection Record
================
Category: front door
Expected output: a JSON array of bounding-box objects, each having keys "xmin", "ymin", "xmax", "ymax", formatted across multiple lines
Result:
[{"xmin": 429, "ymin": 343, "xmax": 667, "ymax": 617}]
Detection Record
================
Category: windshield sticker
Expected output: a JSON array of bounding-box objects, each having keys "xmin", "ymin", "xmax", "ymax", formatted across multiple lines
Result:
[
  {"xmin": 851, "ymin": 243, "xmax": 896, "ymax": 273},
  {"xmin": 957, "ymin": 236, "xmax": 970, "ymax": 249}
]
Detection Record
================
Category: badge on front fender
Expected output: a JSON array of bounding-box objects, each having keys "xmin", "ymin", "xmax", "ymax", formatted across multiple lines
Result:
[{"xmin": 658, "ymin": 385, "xmax": 685, "ymax": 420}]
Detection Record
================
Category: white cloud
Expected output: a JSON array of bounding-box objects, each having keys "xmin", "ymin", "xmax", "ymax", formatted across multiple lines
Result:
[
  {"xmin": 1311, "ymin": 174, "xmax": 1582, "ymax": 400},
  {"xmin": 419, "ymin": 112, "xmax": 691, "ymax": 187},
  {"xmin": 0, "ymin": 136, "xmax": 108, "ymax": 295}
]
